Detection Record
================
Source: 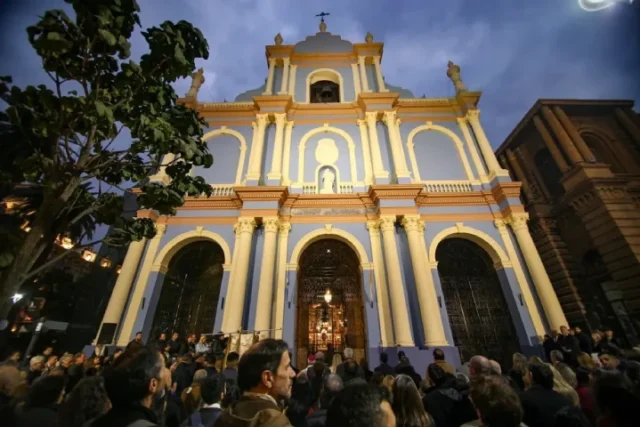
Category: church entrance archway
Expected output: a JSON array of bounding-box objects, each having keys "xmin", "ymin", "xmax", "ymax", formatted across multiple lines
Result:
[
  {"xmin": 436, "ymin": 238, "xmax": 520, "ymax": 367},
  {"xmin": 296, "ymin": 239, "xmax": 366, "ymax": 369},
  {"xmin": 151, "ymin": 240, "xmax": 224, "ymax": 340}
]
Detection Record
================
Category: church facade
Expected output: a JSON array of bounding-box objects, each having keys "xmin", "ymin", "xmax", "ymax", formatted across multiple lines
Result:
[{"xmin": 95, "ymin": 23, "xmax": 567, "ymax": 370}]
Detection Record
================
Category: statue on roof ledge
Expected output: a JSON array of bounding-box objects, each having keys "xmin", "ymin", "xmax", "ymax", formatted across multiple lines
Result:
[
  {"xmin": 365, "ymin": 32, "xmax": 374, "ymax": 43},
  {"xmin": 186, "ymin": 68, "xmax": 205, "ymax": 99},
  {"xmin": 274, "ymin": 33, "xmax": 283, "ymax": 46},
  {"xmin": 446, "ymin": 61, "xmax": 467, "ymax": 95}
]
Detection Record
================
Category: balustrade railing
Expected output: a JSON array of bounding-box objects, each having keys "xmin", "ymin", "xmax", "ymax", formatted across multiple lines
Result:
[
  {"xmin": 423, "ymin": 181, "xmax": 473, "ymax": 193},
  {"xmin": 209, "ymin": 184, "xmax": 235, "ymax": 196}
]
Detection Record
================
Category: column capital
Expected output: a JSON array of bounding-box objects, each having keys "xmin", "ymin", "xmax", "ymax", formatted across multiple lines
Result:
[
  {"xmin": 357, "ymin": 55, "xmax": 367, "ymax": 63},
  {"xmin": 372, "ymin": 55, "xmax": 381, "ymax": 64},
  {"xmin": 268, "ymin": 57, "xmax": 277, "ymax": 65},
  {"xmin": 263, "ymin": 217, "xmax": 280, "ymax": 233},
  {"xmin": 273, "ymin": 113, "xmax": 287, "ymax": 125},
  {"xmin": 234, "ymin": 217, "xmax": 257, "ymax": 234},
  {"xmin": 493, "ymin": 219, "xmax": 508, "ymax": 233},
  {"xmin": 278, "ymin": 222, "xmax": 291, "ymax": 236},
  {"xmin": 357, "ymin": 118, "xmax": 367, "ymax": 128},
  {"xmin": 382, "ymin": 110, "xmax": 397, "ymax": 124},
  {"xmin": 379, "ymin": 216, "xmax": 396, "ymax": 231},
  {"xmin": 281, "ymin": 57, "xmax": 290, "ymax": 65},
  {"xmin": 506, "ymin": 213, "xmax": 530, "ymax": 231},
  {"xmin": 285, "ymin": 120, "xmax": 295, "ymax": 130},
  {"xmin": 366, "ymin": 219, "xmax": 381, "ymax": 233},
  {"xmin": 155, "ymin": 223, "xmax": 167, "ymax": 236},
  {"xmin": 401, "ymin": 215, "xmax": 424, "ymax": 232},
  {"xmin": 365, "ymin": 111, "xmax": 379, "ymax": 123},
  {"xmin": 256, "ymin": 113, "xmax": 270, "ymax": 125},
  {"xmin": 466, "ymin": 109, "xmax": 481, "ymax": 121},
  {"xmin": 456, "ymin": 116, "xmax": 468, "ymax": 126}
]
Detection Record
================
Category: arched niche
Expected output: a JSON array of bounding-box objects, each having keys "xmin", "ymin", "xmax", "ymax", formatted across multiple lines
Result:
[
  {"xmin": 198, "ymin": 127, "xmax": 248, "ymax": 185},
  {"xmin": 305, "ymin": 69, "xmax": 345, "ymax": 104}
]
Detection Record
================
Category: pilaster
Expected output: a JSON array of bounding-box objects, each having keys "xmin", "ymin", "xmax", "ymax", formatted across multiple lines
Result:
[
  {"xmin": 267, "ymin": 113, "xmax": 287, "ymax": 183},
  {"xmin": 357, "ymin": 119, "xmax": 374, "ymax": 185},
  {"xmin": 532, "ymin": 115, "xmax": 570, "ymax": 173},
  {"xmin": 288, "ymin": 65, "xmax": 297, "ymax": 100},
  {"xmin": 246, "ymin": 114, "xmax": 269, "ymax": 184},
  {"xmin": 466, "ymin": 110, "xmax": 509, "ymax": 178},
  {"xmin": 273, "ymin": 222, "xmax": 291, "ymax": 339},
  {"xmin": 372, "ymin": 56, "xmax": 388, "ymax": 92},
  {"xmin": 358, "ymin": 56, "xmax": 371, "ymax": 93},
  {"xmin": 279, "ymin": 58, "xmax": 290, "ymax": 95},
  {"xmin": 264, "ymin": 58, "xmax": 276, "ymax": 95},
  {"xmin": 254, "ymin": 217, "xmax": 280, "ymax": 337},
  {"xmin": 281, "ymin": 121, "xmax": 294, "ymax": 185},
  {"xmin": 365, "ymin": 112, "xmax": 390, "ymax": 182},
  {"xmin": 540, "ymin": 106, "xmax": 583, "ymax": 166},
  {"xmin": 382, "ymin": 111, "xmax": 411, "ymax": 183},
  {"xmin": 553, "ymin": 106, "xmax": 595, "ymax": 162},
  {"xmin": 367, "ymin": 220, "xmax": 393, "ymax": 347},
  {"xmin": 457, "ymin": 117, "xmax": 488, "ymax": 182},
  {"xmin": 352, "ymin": 63, "xmax": 362, "ymax": 96}
]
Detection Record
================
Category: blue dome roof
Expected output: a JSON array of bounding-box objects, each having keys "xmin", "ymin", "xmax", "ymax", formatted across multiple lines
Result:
[{"xmin": 294, "ymin": 32, "xmax": 353, "ymax": 54}]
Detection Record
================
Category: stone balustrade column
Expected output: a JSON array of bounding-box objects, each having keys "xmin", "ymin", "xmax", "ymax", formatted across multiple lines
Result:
[
  {"xmin": 281, "ymin": 121, "xmax": 294, "ymax": 185},
  {"xmin": 254, "ymin": 217, "xmax": 279, "ymax": 337},
  {"xmin": 95, "ymin": 238, "xmax": 147, "ymax": 343},
  {"xmin": 246, "ymin": 114, "xmax": 269, "ymax": 183},
  {"xmin": 222, "ymin": 218, "xmax": 256, "ymax": 332},
  {"xmin": 372, "ymin": 56, "xmax": 387, "ymax": 92},
  {"xmin": 457, "ymin": 117, "xmax": 487, "ymax": 180},
  {"xmin": 532, "ymin": 115, "xmax": 570, "ymax": 173},
  {"xmin": 540, "ymin": 106, "xmax": 583, "ymax": 165},
  {"xmin": 357, "ymin": 119, "xmax": 373, "ymax": 185},
  {"xmin": 507, "ymin": 214, "xmax": 568, "ymax": 330},
  {"xmin": 466, "ymin": 110, "xmax": 504, "ymax": 175},
  {"xmin": 279, "ymin": 58, "xmax": 290, "ymax": 95},
  {"xmin": 553, "ymin": 106, "xmax": 595, "ymax": 162},
  {"xmin": 365, "ymin": 112, "xmax": 388, "ymax": 180},
  {"xmin": 402, "ymin": 215, "xmax": 447, "ymax": 346},
  {"xmin": 267, "ymin": 114, "xmax": 287, "ymax": 183},
  {"xmin": 273, "ymin": 223, "xmax": 291, "ymax": 339},
  {"xmin": 358, "ymin": 56, "xmax": 370, "ymax": 93},
  {"xmin": 382, "ymin": 111, "xmax": 411, "ymax": 182},
  {"xmin": 263, "ymin": 58, "xmax": 276, "ymax": 95},
  {"xmin": 379, "ymin": 216, "xmax": 414, "ymax": 346}
]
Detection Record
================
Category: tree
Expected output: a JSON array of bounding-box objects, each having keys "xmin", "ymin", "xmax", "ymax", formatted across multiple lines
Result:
[{"xmin": 0, "ymin": 0, "xmax": 213, "ymax": 319}]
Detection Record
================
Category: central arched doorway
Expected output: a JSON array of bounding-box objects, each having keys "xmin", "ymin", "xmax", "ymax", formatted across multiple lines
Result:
[
  {"xmin": 296, "ymin": 239, "xmax": 366, "ymax": 369},
  {"xmin": 436, "ymin": 238, "xmax": 520, "ymax": 367},
  {"xmin": 151, "ymin": 240, "xmax": 224, "ymax": 340}
]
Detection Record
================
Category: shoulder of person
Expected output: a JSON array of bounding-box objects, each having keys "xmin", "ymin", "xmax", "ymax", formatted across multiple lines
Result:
[{"xmin": 126, "ymin": 420, "xmax": 156, "ymax": 427}]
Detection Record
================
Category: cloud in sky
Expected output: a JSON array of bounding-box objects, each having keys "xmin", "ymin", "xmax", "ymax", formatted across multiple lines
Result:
[{"xmin": 1, "ymin": 0, "xmax": 639, "ymax": 147}]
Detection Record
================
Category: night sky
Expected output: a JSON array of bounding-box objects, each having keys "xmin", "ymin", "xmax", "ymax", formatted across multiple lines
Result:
[{"xmin": 1, "ymin": 0, "xmax": 639, "ymax": 147}]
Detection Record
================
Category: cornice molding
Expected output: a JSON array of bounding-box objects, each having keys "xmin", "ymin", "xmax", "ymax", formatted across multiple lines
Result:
[
  {"xmin": 234, "ymin": 186, "xmax": 289, "ymax": 205},
  {"xmin": 368, "ymin": 184, "xmax": 424, "ymax": 204}
]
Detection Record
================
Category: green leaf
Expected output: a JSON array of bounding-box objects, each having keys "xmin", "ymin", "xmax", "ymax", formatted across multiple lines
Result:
[
  {"xmin": 96, "ymin": 100, "xmax": 108, "ymax": 116},
  {"xmin": 99, "ymin": 29, "xmax": 117, "ymax": 46},
  {"xmin": 174, "ymin": 44, "xmax": 186, "ymax": 65}
]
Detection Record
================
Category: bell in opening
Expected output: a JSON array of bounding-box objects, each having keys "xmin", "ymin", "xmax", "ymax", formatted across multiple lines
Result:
[{"xmin": 311, "ymin": 80, "xmax": 340, "ymax": 103}]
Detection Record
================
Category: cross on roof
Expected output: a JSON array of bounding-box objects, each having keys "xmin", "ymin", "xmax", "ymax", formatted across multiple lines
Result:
[{"xmin": 315, "ymin": 11, "xmax": 330, "ymax": 22}]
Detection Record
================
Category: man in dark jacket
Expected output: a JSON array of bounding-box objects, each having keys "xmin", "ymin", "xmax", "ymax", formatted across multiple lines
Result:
[
  {"xmin": 174, "ymin": 354, "xmax": 195, "ymax": 396},
  {"xmin": 191, "ymin": 374, "xmax": 225, "ymax": 427},
  {"xmin": 557, "ymin": 326, "xmax": 580, "ymax": 367},
  {"xmin": 168, "ymin": 332, "xmax": 181, "ymax": 357},
  {"xmin": 574, "ymin": 327, "xmax": 592, "ymax": 354},
  {"xmin": 520, "ymin": 362, "xmax": 572, "ymax": 427},
  {"xmin": 336, "ymin": 347, "xmax": 364, "ymax": 381},
  {"xmin": 373, "ymin": 352, "xmax": 393, "ymax": 376},
  {"xmin": 307, "ymin": 373, "xmax": 343, "ymax": 427},
  {"xmin": 214, "ymin": 338, "xmax": 295, "ymax": 427}
]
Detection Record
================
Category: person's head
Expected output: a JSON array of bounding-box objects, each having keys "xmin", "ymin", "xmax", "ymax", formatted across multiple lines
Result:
[
  {"xmin": 574, "ymin": 326, "xmax": 582, "ymax": 335},
  {"xmin": 135, "ymin": 332, "xmax": 143, "ymax": 342},
  {"xmin": 307, "ymin": 354, "xmax": 316, "ymax": 366},
  {"xmin": 528, "ymin": 362, "xmax": 554, "ymax": 390},
  {"xmin": 188, "ymin": 333, "xmax": 196, "ymax": 343},
  {"xmin": 326, "ymin": 383, "xmax": 396, "ymax": 427},
  {"xmin": 371, "ymin": 371, "xmax": 384, "ymax": 387},
  {"xmin": 193, "ymin": 369, "xmax": 208, "ymax": 384},
  {"xmin": 512, "ymin": 353, "xmax": 528, "ymax": 371},
  {"xmin": 592, "ymin": 331, "xmax": 601, "ymax": 342},
  {"xmin": 201, "ymin": 374, "xmax": 225, "ymax": 405},
  {"xmin": 555, "ymin": 363, "xmax": 578, "ymax": 389},
  {"xmin": 237, "ymin": 338, "xmax": 295, "ymax": 400},
  {"xmin": 313, "ymin": 360, "xmax": 326, "ymax": 379},
  {"xmin": 470, "ymin": 375, "xmax": 523, "ymax": 427},
  {"xmin": 23, "ymin": 375, "xmax": 66, "ymax": 409},
  {"xmin": 0, "ymin": 364, "xmax": 23, "ymax": 398},
  {"xmin": 159, "ymin": 332, "xmax": 166, "ymax": 341},
  {"xmin": 433, "ymin": 348, "xmax": 445, "ymax": 361},
  {"xmin": 199, "ymin": 335, "xmax": 207, "ymax": 344},
  {"xmin": 30, "ymin": 355, "xmax": 45, "ymax": 372},
  {"xmin": 331, "ymin": 353, "xmax": 342, "ymax": 369},
  {"xmin": 599, "ymin": 353, "xmax": 620, "ymax": 370},
  {"xmin": 172, "ymin": 332, "xmax": 179, "ymax": 341},
  {"xmin": 204, "ymin": 354, "xmax": 216, "ymax": 368},
  {"xmin": 58, "ymin": 376, "xmax": 110, "ymax": 427},
  {"xmin": 489, "ymin": 360, "xmax": 502, "ymax": 376},
  {"xmin": 42, "ymin": 346, "xmax": 54, "ymax": 357},
  {"xmin": 104, "ymin": 345, "xmax": 169, "ymax": 410},
  {"xmin": 469, "ymin": 355, "xmax": 492, "ymax": 378},
  {"xmin": 577, "ymin": 352, "xmax": 596, "ymax": 371},
  {"xmin": 560, "ymin": 325, "xmax": 569, "ymax": 336},
  {"xmin": 46, "ymin": 355, "xmax": 58, "ymax": 368},
  {"xmin": 343, "ymin": 359, "xmax": 360, "ymax": 382},
  {"xmin": 343, "ymin": 347, "xmax": 354, "ymax": 360},
  {"xmin": 592, "ymin": 369, "xmax": 640, "ymax": 427},
  {"xmin": 315, "ymin": 351, "xmax": 325, "ymax": 363},
  {"xmin": 320, "ymin": 373, "xmax": 343, "ymax": 409},
  {"xmin": 74, "ymin": 352, "xmax": 86, "ymax": 366},
  {"xmin": 379, "ymin": 352, "xmax": 388, "ymax": 364},
  {"xmin": 382, "ymin": 375, "xmax": 394, "ymax": 393},
  {"xmin": 392, "ymin": 374, "xmax": 430, "ymax": 427},
  {"xmin": 604, "ymin": 328, "xmax": 613, "ymax": 339},
  {"xmin": 226, "ymin": 351, "xmax": 239, "ymax": 369},
  {"xmin": 550, "ymin": 350, "xmax": 564, "ymax": 365},
  {"xmin": 7, "ymin": 351, "xmax": 20, "ymax": 362},
  {"xmin": 551, "ymin": 329, "xmax": 558, "ymax": 338},
  {"xmin": 60, "ymin": 354, "xmax": 73, "ymax": 368},
  {"xmin": 427, "ymin": 363, "xmax": 449, "ymax": 388}
]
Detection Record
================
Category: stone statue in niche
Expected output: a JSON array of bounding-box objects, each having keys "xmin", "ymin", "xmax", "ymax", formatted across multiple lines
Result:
[{"xmin": 320, "ymin": 167, "xmax": 336, "ymax": 194}]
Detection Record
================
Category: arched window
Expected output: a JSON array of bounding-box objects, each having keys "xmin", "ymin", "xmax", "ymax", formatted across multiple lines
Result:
[
  {"xmin": 310, "ymin": 80, "xmax": 340, "ymax": 103},
  {"xmin": 582, "ymin": 133, "xmax": 625, "ymax": 173},
  {"xmin": 534, "ymin": 148, "xmax": 565, "ymax": 199}
]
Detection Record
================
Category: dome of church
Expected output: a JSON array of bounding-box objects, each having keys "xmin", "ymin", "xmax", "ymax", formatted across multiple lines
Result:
[{"xmin": 293, "ymin": 32, "xmax": 353, "ymax": 54}]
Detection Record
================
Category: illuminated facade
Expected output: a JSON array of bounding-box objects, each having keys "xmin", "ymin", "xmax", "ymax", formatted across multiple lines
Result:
[{"xmin": 95, "ymin": 23, "xmax": 567, "ymax": 370}]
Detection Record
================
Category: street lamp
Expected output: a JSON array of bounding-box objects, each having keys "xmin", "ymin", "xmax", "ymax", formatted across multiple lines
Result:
[{"xmin": 324, "ymin": 289, "xmax": 332, "ymax": 304}]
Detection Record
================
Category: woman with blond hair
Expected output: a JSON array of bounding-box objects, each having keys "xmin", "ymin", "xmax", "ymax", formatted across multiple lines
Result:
[
  {"xmin": 547, "ymin": 363, "xmax": 579, "ymax": 406},
  {"xmin": 577, "ymin": 352, "xmax": 597, "ymax": 371},
  {"xmin": 330, "ymin": 353, "xmax": 342, "ymax": 374},
  {"xmin": 382, "ymin": 375, "xmax": 395, "ymax": 395}
]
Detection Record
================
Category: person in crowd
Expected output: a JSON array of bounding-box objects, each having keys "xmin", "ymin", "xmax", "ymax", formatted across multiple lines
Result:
[
  {"xmin": 315, "ymin": 351, "xmax": 325, "ymax": 363},
  {"xmin": 41, "ymin": 346, "xmax": 54, "ymax": 358},
  {"xmin": 222, "ymin": 351, "xmax": 239, "ymax": 382},
  {"xmin": 509, "ymin": 353, "xmax": 529, "ymax": 392},
  {"xmin": 625, "ymin": 360, "xmax": 640, "ymax": 397},
  {"xmin": 4, "ymin": 351, "xmax": 21, "ymax": 364},
  {"xmin": 175, "ymin": 354, "xmax": 195, "ymax": 396},
  {"xmin": 184, "ymin": 334, "xmax": 197, "ymax": 355},
  {"xmin": 43, "ymin": 355, "xmax": 58, "ymax": 375},
  {"xmin": 214, "ymin": 338, "xmax": 295, "ymax": 427},
  {"xmin": 548, "ymin": 364, "xmax": 579, "ymax": 406},
  {"xmin": 549, "ymin": 350, "xmax": 564, "ymax": 366},
  {"xmin": 93, "ymin": 343, "xmax": 106, "ymax": 358},
  {"xmin": 168, "ymin": 332, "xmax": 181, "ymax": 356},
  {"xmin": 557, "ymin": 326, "xmax": 580, "ymax": 367},
  {"xmin": 326, "ymin": 383, "xmax": 396, "ymax": 427},
  {"xmin": 603, "ymin": 328, "xmax": 622, "ymax": 348},
  {"xmin": 221, "ymin": 377, "xmax": 241, "ymax": 409},
  {"xmin": 181, "ymin": 369, "xmax": 209, "ymax": 422},
  {"xmin": 126, "ymin": 331, "xmax": 144, "ymax": 351},
  {"xmin": 422, "ymin": 364, "xmax": 476, "ymax": 427},
  {"xmin": 574, "ymin": 367, "xmax": 595, "ymax": 424},
  {"xmin": 520, "ymin": 362, "xmax": 573, "ymax": 427},
  {"xmin": 592, "ymin": 369, "xmax": 639, "ymax": 427},
  {"xmin": 489, "ymin": 360, "xmax": 502, "ymax": 376},
  {"xmin": 65, "ymin": 352, "xmax": 87, "ymax": 393},
  {"xmin": 359, "ymin": 357, "xmax": 373, "ymax": 383},
  {"xmin": 429, "ymin": 348, "xmax": 455, "ymax": 376},
  {"xmin": 0, "ymin": 364, "xmax": 23, "ymax": 424},
  {"xmin": 92, "ymin": 345, "xmax": 171, "ymax": 427},
  {"xmin": 543, "ymin": 333, "xmax": 557, "ymax": 362},
  {"xmin": 554, "ymin": 362, "xmax": 577, "ymax": 389},
  {"xmin": 58, "ymin": 376, "xmax": 110, "ymax": 427},
  {"xmin": 336, "ymin": 347, "xmax": 364, "ymax": 380},
  {"xmin": 392, "ymin": 374, "xmax": 433, "ymax": 426},
  {"xmin": 374, "ymin": 352, "xmax": 394, "ymax": 376},
  {"xmin": 341, "ymin": 359, "xmax": 366, "ymax": 387},
  {"xmin": 330, "ymin": 353, "xmax": 342, "ymax": 374},
  {"xmin": 26, "ymin": 355, "xmax": 44, "ymax": 385},
  {"xmin": 395, "ymin": 355, "xmax": 422, "ymax": 388},
  {"xmin": 15, "ymin": 374, "xmax": 65, "ymax": 426},
  {"xmin": 370, "ymin": 371, "xmax": 384, "ymax": 388},
  {"xmin": 599, "ymin": 351, "xmax": 621, "ymax": 371},
  {"xmin": 307, "ymin": 373, "xmax": 343, "ymax": 427},
  {"xmin": 196, "ymin": 335, "xmax": 211, "ymax": 355},
  {"xmin": 302, "ymin": 354, "xmax": 316, "ymax": 378},
  {"xmin": 382, "ymin": 375, "xmax": 394, "ymax": 395},
  {"xmin": 288, "ymin": 351, "xmax": 300, "ymax": 375},
  {"xmin": 309, "ymin": 361, "xmax": 328, "ymax": 403},
  {"xmin": 191, "ymin": 374, "xmax": 225, "ymax": 427},
  {"xmin": 552, "ymin": 406, "xmax": 592, "ymax": 427},
  {"xmin": 203, "ymin": 354, "xmax": 217, "ymax": 377},
  {"xmin": 573, "ymin": 327, "xmax": 592, "ymax": 354},
  {"xmin": 156, "ymin": 332, "xmax": 168, "ymax": 351},
  {"xmin": 286, "ymin": 376, "xmax": 313, "ymax": 427},
  {"xmin": 462, "ymin": 374, "xmax": 524, "ymax": 427},
  {"xmin": 576, "ymin": 352, "xmax": 597, "ymax": 371},
  {"xmin": 469, "ymin": 355, "xmax": 492, "ymax": 378}
]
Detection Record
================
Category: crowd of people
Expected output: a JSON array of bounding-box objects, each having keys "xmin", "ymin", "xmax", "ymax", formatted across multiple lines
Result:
[{"xmin": 0, "ymin": 325, "xmax": 638, "ymax": 427}]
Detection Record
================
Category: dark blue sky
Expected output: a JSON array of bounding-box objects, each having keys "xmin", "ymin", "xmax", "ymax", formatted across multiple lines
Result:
[{"xmin": 1, "ymin": 0, "xmax": 639, "ymax": 147}]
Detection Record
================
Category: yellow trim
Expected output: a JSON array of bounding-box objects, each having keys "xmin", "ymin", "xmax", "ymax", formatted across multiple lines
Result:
[
  {"xmin": 407, "ymin": 122, "xmax": 475, "ymax": 182},
  {"xmin": 152, "ymin": 228, "xmax": 233, "ymax": 271},
  {"xmin": 428, "ymin": 224, "xmax": 511, "ymax": 268},
  {"xmin": 202, "ymin": 127, "xmax": 248, "ymax": 185},
  {"xmin": 305, "ymin": 68, "xmax": 347, "ymax": 104},
  {"xmin": 289, "ymin": 226, "xmax": 370, "ymax": 266},
  {"xmin": 296, "ymin": 124, "xmax": 358, "ymax": 185}
]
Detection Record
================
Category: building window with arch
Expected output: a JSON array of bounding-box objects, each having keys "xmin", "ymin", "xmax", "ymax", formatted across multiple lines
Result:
[
  {"xmin": 310, "ymin": 80, "xmax": 340, "ymax": 103},
  {"xmin": 534, "ymin": 147, "xmax": 565, "ymax": 199}
]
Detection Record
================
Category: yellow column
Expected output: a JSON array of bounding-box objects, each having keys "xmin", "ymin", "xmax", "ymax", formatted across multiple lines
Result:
[
  {"xmin": 358, "ymin": 56, "xmax": 370, "ymax": 93},
  {"xmin": 553, "ymin": 106, "xmax": 595, "ymax": 162},
  {"xmin": 281, "ymin": 121, "xmax": 294, "ymax": 185},
  {"xmin": 402, "ymin": 216, "xmax": 447, "ymax": 346},
  {"xmin": 222, "ymin": 217, "xmax": 256, "ymax": 333},
  {"xmin": 267, "ymin": 114, "xmax": 287, "ymax": 182},
  {"xmin": 279, "ymin": 58, "xmax": 290, "ymax": 95},
  {"xmin": 288, "ymin": 64, "xmax": 297, "ymax": 99},
  {"xmin": 95, "ymin": 238, "xmax": 147, "ymax": 343},
  {"xmin": 357, "ymin": 119, "xmax": 373, "ymax": 185},
  {"xmin": 264, "ymin": 58, "xmax": 276, "ymax": 95},
  {"xmin": 367, "ymin": 220, "xmax": 393, "ymax": 346},
  {"xmin": 352, "ymin": 63, "xmax": 362, "ymax": 96},
  {"xmin": 457, "ymin": 117, "xmax": 487, "ymax": 181},
  {"xmin": 466, "ymin": 110, "xmax": 507, "ymax": 177},
  {"xmin": 372, "ymin": 56, "xmax": 387, "ymax": 92},
  {"xmin": 273, "ymin": 222, "xmax": 290, "ymax": 339},
  {"xmin": 532, "ymin": 115, "xmax": 570, "ymax": 173},
  {"xmin": 365, "ymin": 112, "xmax": 389, "ymax": 179},
  {"xmin": 615, "ymin": 108, "xmax": 640, "ymax": 142},
  {"xmin": 379, "ymin": 216, "xmax": 414, "ymax": 346},
  {"xmin": 540, "ymin": 106, "xmax": 583, "ymax": 165},
  {"xmin": 494, "ymin": 219, "xmax": 546, "ymax": 336},
  {"xmin": 506, "ymin": 213, "xmax": 568, "ymax": 331},
  {"xmin": 382, "ymin": 111, "xmax": 411, "ymax": 181},
  {"xmin": 246, "ymin": 114, "xmax": 269, "ymax": 182},
  {"xmin": 117, "ymin": 224, "xmax": 166, "ymax": 346},
  {"xmin": 254, "ymin": 217, "xmax": 279, "ymax": 337}
]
